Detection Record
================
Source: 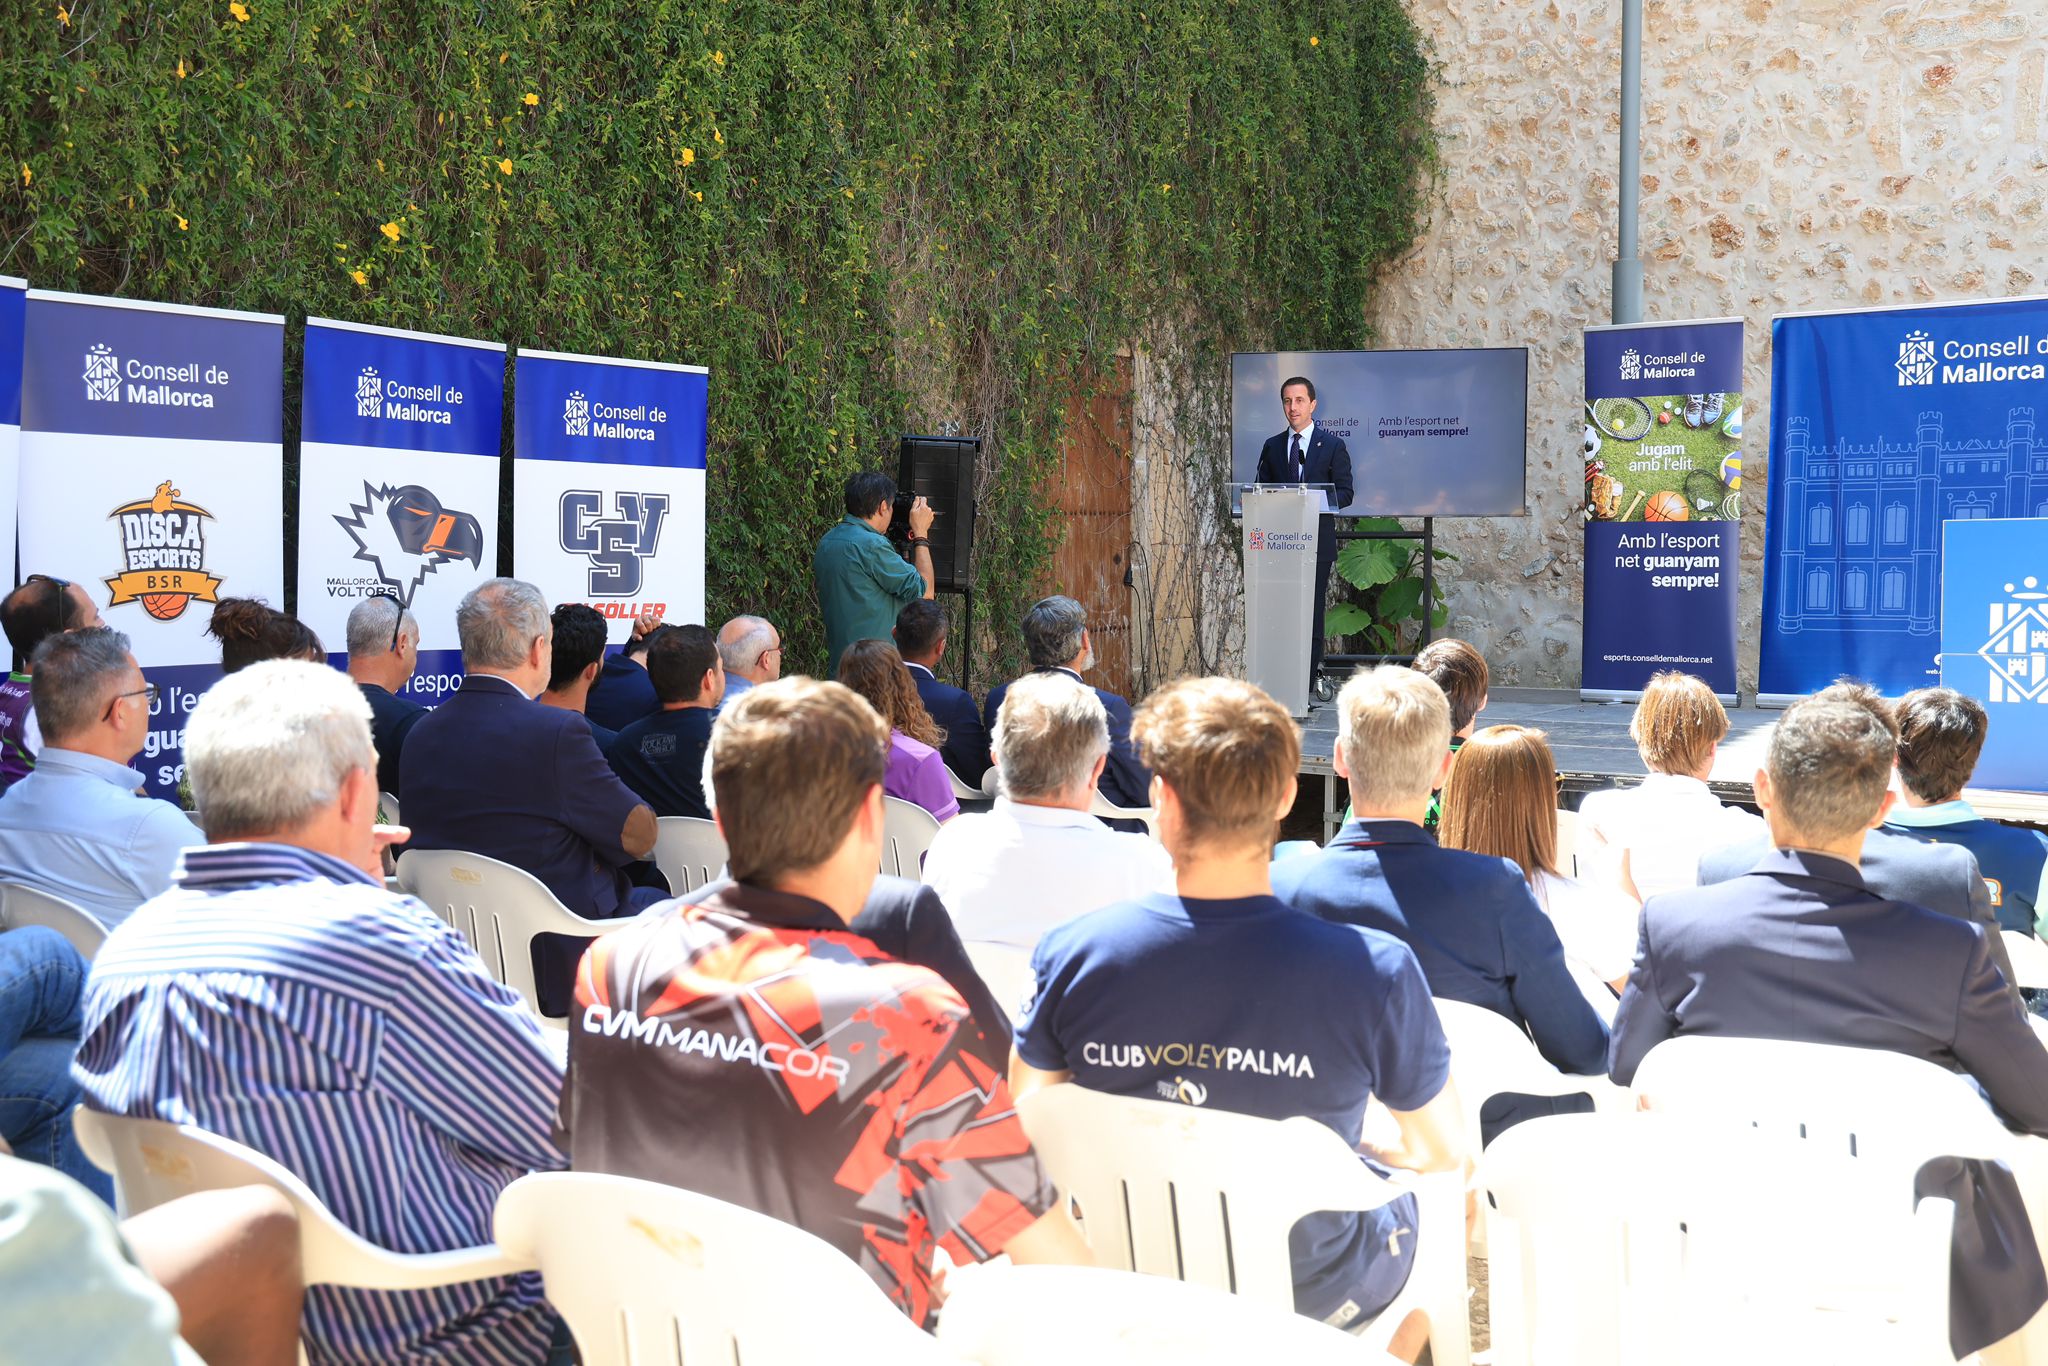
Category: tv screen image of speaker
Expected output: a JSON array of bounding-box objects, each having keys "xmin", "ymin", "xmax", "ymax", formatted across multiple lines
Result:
[{"xmin": 1230, "ymin": 348, "xmax": 1529, "ymax": 517}]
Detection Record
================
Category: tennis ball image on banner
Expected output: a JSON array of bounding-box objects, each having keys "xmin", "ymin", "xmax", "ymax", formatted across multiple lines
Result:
[
  {"xmin": 1581, "ymin": 389, "xmax": 1744, "ymax": 524},
  {"xmin": 105, "ymin": 479, "xmax": 224, "ymax": 620}
]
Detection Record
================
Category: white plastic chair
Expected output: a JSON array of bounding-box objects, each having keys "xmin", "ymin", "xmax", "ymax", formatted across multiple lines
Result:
[
  {"xmin": 378, "ymin": 790, "xmax": 401, "ymax": 825},
  {"xmin": 1016, "ymin": 1085, "xmax": 1470, "ymax": 1366},
  {"xmin": 0, "ymin": 882, "xmax": 109, "ymax": 960},
  {"xmin": 1089, "ymin": 789, "xmax": 1159, "ymax": 837},
  {"xmin": 1554, "ymin": 808, "xmax": 1580, "ymax": 877},
  {"xmin": 1479, "ymin": 1109, "xmax": 1959, "ymax": 1366},
  {"xmin": 945, "ymin": 765, "xmax": 983, "ymax": 802},
  {"xmin": 962, "ymin": 940, "xmax": 1036, "ymax": 1021},
  {"xmin": 938, "ymin": 1262, "xmax": 1413, "ymax": 1366},
  {"xmin": 652, "ymin": 816, "xmax": 728, "ymax": 896},
  {"xmin": 75, "ymin": 1109, "xmax": 529, "ymax": 1290},
  {"xmin": 1434, "ymin": 999, "xmax": 1626, "ymax": 1143},
  {"xmin": 2002, "ymin": 930, "xmax": 2048, "ymax": 990},
  {"xmin": 881, "ymin": 796, "xmax": 941, "ymax": 878},
  {"xmin": 396, "ymin": 849, "xmax": 612, "ymax": 1024},
  {"xmin": 493, "ymin": 1172, "xmax": 949, "ymax": 1366}
]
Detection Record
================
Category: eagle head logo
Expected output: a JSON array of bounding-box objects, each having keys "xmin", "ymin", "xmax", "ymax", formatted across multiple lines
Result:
[{"xmin": 334, "ymin": 482, "xmax": 484, "ymax": 607}]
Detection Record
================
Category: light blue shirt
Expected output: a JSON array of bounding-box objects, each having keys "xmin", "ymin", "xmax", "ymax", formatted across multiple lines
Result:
[
  {"xmin": 0, "ymin": 749, "xmax": 202, "ymax": 928},
  {"xmin": 717, "ymin": 672, "xmax": 756, "ymax": 712}
]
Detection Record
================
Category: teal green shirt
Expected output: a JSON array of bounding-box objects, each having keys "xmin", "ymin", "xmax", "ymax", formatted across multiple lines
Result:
[{"xmin": 813, "ymin": 516, "xmax": 926, "ymax": 675}]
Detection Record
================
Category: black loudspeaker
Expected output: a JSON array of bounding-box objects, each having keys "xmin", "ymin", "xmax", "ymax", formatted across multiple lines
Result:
[{"xmin": 895, "ymin": 434, "xmax": 979, "ymax": 593}]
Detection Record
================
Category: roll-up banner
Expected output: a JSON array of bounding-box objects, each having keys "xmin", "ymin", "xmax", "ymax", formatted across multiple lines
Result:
[
  {"xmin": 511, "ymin": 348, "xmax": 708, "ymax": 637},
  {"xmin": 1760, "ymin": 295, "xmax": 2048, "ymax": 704},
  {"xmin": 19, "ymin": 291, "xmax": 284, "ymax": 798},
  {"xmin": 298, "ymin": 318, "xmax": 505, "ymax": 705},
  {"xmin": 1580, "ymin": 318, "xmax": 1744, "ymax": 700},
  {"xmin": 0, "ymin": 279, "xmax": 22, "ymax": 585}
]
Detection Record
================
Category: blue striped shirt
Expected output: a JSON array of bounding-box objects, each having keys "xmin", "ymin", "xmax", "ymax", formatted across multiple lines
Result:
[{"xmin": 74, "ymin": 843, "xmax": 567, "ymax": 1365}]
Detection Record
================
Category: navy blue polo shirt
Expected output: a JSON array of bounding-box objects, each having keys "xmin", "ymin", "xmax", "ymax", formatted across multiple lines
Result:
[
  {"xmin": 1886, "ymin": 800, "xmax": 2048, "ymax": 937},
  {"xmin": 586, "ymin": 652, "xmax": 659, "ymax": 733},
  {"xmin": 606, "ymin": 707, "xmax": 716, "ymax": 820}
]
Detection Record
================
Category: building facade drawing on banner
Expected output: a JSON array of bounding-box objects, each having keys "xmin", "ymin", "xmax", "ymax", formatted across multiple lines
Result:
[{"xmin": 1772, "ymin": 406, "xmax": 2048, "ymax": 638}]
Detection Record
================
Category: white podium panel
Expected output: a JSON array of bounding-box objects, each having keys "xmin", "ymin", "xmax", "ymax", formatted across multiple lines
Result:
[{"xmin": 1242, "ymin": 485, "xmax": 1326, "ymax": 717}]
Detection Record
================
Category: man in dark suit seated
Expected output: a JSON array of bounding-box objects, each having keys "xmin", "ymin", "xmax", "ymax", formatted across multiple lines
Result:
[
  {"xmin": 893, "ymin": 599, "xmax": 988, "ymax": 789},
  {"xmin": 982, "ymin": 596, "xmax": 1150, "ymax": 819},
  {"xmin": 1254, "ymin": 374, "xmax": 1355, "ymax": 679},
  {"xmin": 400, "ymin": 577, "xmax": 659, "ymax": 1015},
  {"xmin": 1274, "ymin": 665, "xmax": 1609, "ymax": 1077},
  {"xmin": 342, "ymin": 595, "xmax": 424, "ymax": 801},
  {"xmin": 607, "ymin": 624, "xmax": 723, "ymax": 820},
  {"xmin": 585, "ymin": 611, "xmax": 665, "ymax": 733},
  {"xmin": 1695, "ymin": 681, "xmax": 2020, "ymax": 1002}
]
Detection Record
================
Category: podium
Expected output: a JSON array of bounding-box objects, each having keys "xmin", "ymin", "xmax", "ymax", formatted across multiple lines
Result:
[
  {"xmin": 1938, "ymin": 517, "xmax": 2048, "ymax": 794},
  {"xmin": 1242, "ymin": 484, "xmax": 1330, "ymax": 718}
]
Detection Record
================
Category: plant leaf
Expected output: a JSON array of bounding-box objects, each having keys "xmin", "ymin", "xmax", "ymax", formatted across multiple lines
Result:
[
  {"xmin": 1324, "ymin": 602, "xmax": 1373, "ymax": 636},
  {"xmin": 1335, "ymin": 537, "xmax": 1403, "ymax": 589},
  {"xmin": 1378, "ymin": 575, "xmax": 1424, "ymax": 623}
]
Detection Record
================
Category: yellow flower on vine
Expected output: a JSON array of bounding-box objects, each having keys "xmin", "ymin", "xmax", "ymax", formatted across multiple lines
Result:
[
  {"xmin": 174, "ymin": 214, "xmax": 189, "ymax": 230},
  {"xmin": 1161, "ymin": 182, "xmax": 1172, "ymax": 192},
  {"xmin": 692, "ymin": 191, "xmax": 703, "ymax": 202},
  {"xmin": 176, "ymin": 58, "xmax": 188, "ymax": 78},
  {"xmin": 380, "ymin": 220, "xmax": 402, "ymax": 242},
  {"xmin": 523, "ymin": 92, "xmax": 539, "ymax": 106},
  {"xmin": 681, "ymin": 147, "xmax": 695, "ymax": 167},
  {"xmin": 228, "ymin": 2, "xmax": 250, "ymax": 21},
  {"xmin": 713, "ymin": 128, "xmax": 723, "ymax": 144},
  {"xmin": 55, "ymin": 5, "xmax": 68, "ymax": 26},
  {"xmin": 497, "ymin": 158, "xmax": 515, "ymax": 175},
  {"xmin": 713, "ymin": 50, "xmax": 726, "ymax": 67},
  {"xmin": 1309, "ymin": 35, "xmax": 1319, "ymax": 46},
  {"xmin": 350, "ymin": 269, "xmax": 368, "ymax": 286},
  {"xmin": 18, "ymin": 164, "xmax": 29, "ymax": 187}
]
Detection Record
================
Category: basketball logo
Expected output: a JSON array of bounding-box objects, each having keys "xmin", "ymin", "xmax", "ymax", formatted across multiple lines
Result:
[
  {"xmin": 105, "ymin": 480, "xmax": 224, "ymax": 621},
  {"xmin": 1645, "ymin": 490, "xmax": 1690, "ymax": 522}
]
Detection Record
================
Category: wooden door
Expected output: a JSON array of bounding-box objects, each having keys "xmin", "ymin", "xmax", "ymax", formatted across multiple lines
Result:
[{"xmin": 1051, "ymin": 360, "xmax": 1136, "ymax": 699}]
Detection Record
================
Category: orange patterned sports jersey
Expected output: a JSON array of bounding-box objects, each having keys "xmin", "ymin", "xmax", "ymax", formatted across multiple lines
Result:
[{"xmin": 565, "ymin": 881, "xmax": 1056, "ymax": 1326}]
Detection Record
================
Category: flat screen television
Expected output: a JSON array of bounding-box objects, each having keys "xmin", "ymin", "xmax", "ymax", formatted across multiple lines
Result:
[{"xmin": 1231, "ymin": 347, "xmax": 1529, "ymax": 516}]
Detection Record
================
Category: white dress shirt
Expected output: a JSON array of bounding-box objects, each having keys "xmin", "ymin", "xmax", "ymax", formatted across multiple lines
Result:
[
  {"xmin": 921, "ymin": 797, "xmax": 1174, "ymax": 951},
  {"xmin": 0, "ymin": 748, "xmax": 204, "ymax": 927},
  {"xmin": 1578, "ymin": 773, "xmax": 1766, "ymax": 904},
  {"xmin": 1530, "ymin": 869, "xmax": 1641, "ymax": 983}
]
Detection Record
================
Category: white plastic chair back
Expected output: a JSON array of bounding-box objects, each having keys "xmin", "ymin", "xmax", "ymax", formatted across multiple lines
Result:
[
  {"xmin": 378, "ymin": 790, "xmax": 401, "ymax": 825},
  {"xmin": 1434, "ymin": 999, "xmax": 1625, "ymax": 1143},
  {"xmin": 1554, "ymin": 808, "xmax": 1580, "ymax": 877},
  {"xmin": 652, "ymin": 816, "xmax": 727, "ymax": 896},
  {"xmin": 0, "ymin": 882, "xmax": 109, "ymax": 960},
  {"xmin": 880, "ymin": 796, "xmax": 941, "ymax": 878},
  {"xmin": 493, "ymin": 1172, "xmax": 949, "ymax": 1366},
  {"xmin": 937, "ymin": 1262, "xmax": 1411, "ymax": 1366},
  {"xmin": 945, "ymin": 765, "xmax": 983, "ymax": 802},
  {"xmin": 1017, "ymin": 1085, "xmax": 1470, "ymax": 1366},
  {"xmin": 74, "ymin": 1109, "xmax": 528, "ymax": 1291},
  {"xmin": 1479, "ymin": 1110, "xmax": 1957, "ymax": 1366},
  {"xmin": 395, "ymin": 849, "xmax": 611, "ymax": 1022},
  {"xmin": 1088, "ymin": 789, "xmax": 1159, "ymax": 837},
  {"xmin": 963, "ymin": 940, "xmax": 1036, "ymax": 1021},
  {"xmin": 2002, "ymin": 930, "xmax": 2048, "ymax": 990}
]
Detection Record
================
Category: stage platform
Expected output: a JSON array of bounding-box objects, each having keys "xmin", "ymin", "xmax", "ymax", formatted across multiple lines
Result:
[{"xmin": 1296, "ymin": 686, "xmax": 2048, "ymax": 842}]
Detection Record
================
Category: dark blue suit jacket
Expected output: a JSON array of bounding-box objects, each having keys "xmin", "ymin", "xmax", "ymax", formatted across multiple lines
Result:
[
  {"xmin": 400, "ymin": 674, "xmax": 651, "ymax": 918},
  {"xmin": 982, "ymin": 667, "xmax": 1151, "ymax": 812},
  {"xmin": 908, "ymin": 662, "xmax": 990, "ymax": 787},
  {"xmin": 585, "ymin": 652, "xmax": 659, "ymax": 733},
  {"xmin": 1256, "ymin": 424, "xmax": 1355, "ymax": 510},
  {"xmin": 1272, "ymin": 820, "xmax": 1610, "ymax": 1075},
  {"xmin": 1609, "ymin": 849, "xmax": 2048, "ymax": 1134}
]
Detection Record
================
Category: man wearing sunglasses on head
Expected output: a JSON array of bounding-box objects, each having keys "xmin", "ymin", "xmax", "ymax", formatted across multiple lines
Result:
[
  {"xmin": 343, "ymin": 594, "xmax": 424, "ymax": 803},
  {"xmin": 0, "ymin": 575, "xmax": 105, "ymax": 792},
  {"xmin": 0, "ymin": 627, "xmax": 200, "ymax": 928}
]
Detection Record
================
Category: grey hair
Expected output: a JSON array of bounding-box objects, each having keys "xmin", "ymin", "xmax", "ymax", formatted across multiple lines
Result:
[
  {"xmin": 994, "ymin": 671, "xmax": 1109, "ymax": 801},
  {"xmin": 457, "ymin": 578, "xmax": 550, "ymax": 671},
  {"xmin": 187, "ymin": 660, "xmax": 376, "ymax": 840},
  {"xmin": 1022, "ymin": 596, "xmax": 1088, "ymax": 668},
  {"xmin": 30, "ymin": 627, "xmax": 135, "ymax": 743},
  {"xmin": 344, "ymin": 596, "xmax": 419, "ymax": 659},
  {"xmin": 1765, "ymin": 697, "xmax": 1895, "ymax": 842},
  {"xmin": 718, "ymin": 616, "xmax": 775, "ymax": 672},
  {"xmin": 1337, "ymin": 665, "xmax": 1452, "ymax": 811}
]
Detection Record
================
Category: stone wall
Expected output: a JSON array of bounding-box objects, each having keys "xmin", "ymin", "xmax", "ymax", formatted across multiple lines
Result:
[{"xmin": 1362, "ymin": 0, "xmax": 2047, "ymax": 690}]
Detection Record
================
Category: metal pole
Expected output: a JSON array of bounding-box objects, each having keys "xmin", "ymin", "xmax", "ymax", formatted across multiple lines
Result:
[
  {"xmin": 1420, "ymin": 517, "xmax": 1437, "ymax": 650},
  {"xmin": 1612, "ymin": 0, "xmax": 1645, "ymax": 324}
]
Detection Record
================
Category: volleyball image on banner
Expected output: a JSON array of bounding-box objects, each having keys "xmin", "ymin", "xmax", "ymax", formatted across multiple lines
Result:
[
  {"xmin": 298, "ymin": 318, "xmax": 505, "ymax": 705},
  {"xmin": 511, "ymin": 347, "xmax": 708, "ymax": 639},
  {"xmin": 17, "ymin": 290, "xmax": 284, "ymax": 799}
]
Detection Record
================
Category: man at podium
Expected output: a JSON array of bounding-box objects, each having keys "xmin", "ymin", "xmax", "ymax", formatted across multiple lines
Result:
[{"xmin": 1256, "ymin": 376, "xmax": 1354, "ymax": 677}]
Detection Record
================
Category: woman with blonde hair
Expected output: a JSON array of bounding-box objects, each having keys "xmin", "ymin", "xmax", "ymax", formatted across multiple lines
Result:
[
  {"xmin": 837, "ymin": 638, "xmax": 959, "ymax": 824},
  {"xmin": 1576, "ymin": 670, "xmax": 1764, "ymax": 903},
  {"xmin": 1438, "ymin": 725, "xmax": 1638, "ymax": 995}
]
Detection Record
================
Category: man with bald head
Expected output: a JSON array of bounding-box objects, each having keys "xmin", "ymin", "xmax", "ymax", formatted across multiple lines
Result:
[{"xmin": 715, "ymin": 615, "xmax": 781, "ymax": 710}]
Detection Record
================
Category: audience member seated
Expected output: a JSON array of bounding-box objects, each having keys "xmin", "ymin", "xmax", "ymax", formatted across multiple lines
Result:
[
  {"xmin": 565, "ymin": 677, "xmax": 1089, "ymax": 1327},
  {"xmin": 1411, "ymin": 637, "xmax": 1488, "ymax": 831},
  {"xmin": 1697, "ymin": 681, "xmax": 2018, "ymax": 999},
  {"xmin": 539, "ymin": 603, "xmax": 620, "ymax": 753},
  {"xmin": 837, "ymin": 638, "xmax": 959, "ymax": 824},
  {"xmin": 0, "ymin": 1152, "xmax": 304, "ymax": 1365},
  {"xmin": 0, "ymin": 629, "xmax": 200, "ymax": 926},
  {"xmin": 1577, "ymin": 670, "xmax": 1763, "ymax": 902},
  {"xmin": 342, "ymin": 594, "xmax": 424, "ymax": 800},
  {"xmin": 714, "ymin": 614, "xmax": 781, "ymax": 709},
  {"xmin": 607, "ymin": 624, "xmax": 723, "ymax": 819},
  {"xmin": 402, "ymin": 579, "xmax": 661, "ymax": 1016},
  {"xmin": 1274, "ymin": 666, "xmax": 1609, "ymax": 1075},
  {"xmin": 1011, "ymin": 676, "xmax": 1463, "ymax": 1353},
  {"xmin": 983, "ymin": 596, "xmax": 1151, "ymax": 818},
  {"xmin": 894, "ymin": 598, "xmax": 990, "ymax": 786},
  {"xmin": 923, "ymin": 671, "xmax": 1171, "ymax": 952},
  {"xmin": 0, "ymin": 573, "xmax": 104, "ymax": 790},
  {"xmin": 0, "ymin": 927, "xmax": 108, "ymax": 1202},
  {"xmin": 1439, "ymin": 724, "xmax": 1638, "ymax": 994},
  {"xmin": 584, "ymin": 609, "xmax": 665, "ymax": 732},
  {"xmin": 1883, "ymin": 686, "xmax": 2048, "ymax": 938},
  {"xmin": 74, "ymin": 660, "xmax": 570, "ymax": 1363},
  {"xmin": 205, "ymin": 598, "xmax": 323, "ymax": 675}
]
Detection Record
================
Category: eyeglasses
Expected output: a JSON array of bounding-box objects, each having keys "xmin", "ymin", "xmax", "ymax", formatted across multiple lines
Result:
[
  {"xmin": 369, "ymin": 591, "xmax": 407, "ymax": 651},
  {"xmin": 757, "ymin": 644, "xmax": 784, "ymax": 666},
  {"xmin": 103, "ymin": 681, "xmax": 159, "ymax": 724}
]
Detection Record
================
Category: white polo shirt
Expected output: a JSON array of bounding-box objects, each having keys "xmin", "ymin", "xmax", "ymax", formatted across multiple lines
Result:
[
  {"xmin": 1578, "ymin": 773, "xmax": 1765, "ymax": 904},
  {"xmin": 921, "ymin": 797, "xmax": 1175, "ymax": 952}
]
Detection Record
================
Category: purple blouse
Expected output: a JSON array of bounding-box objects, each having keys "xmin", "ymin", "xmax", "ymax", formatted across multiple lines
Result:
[{"xmin": 886, "ymin": 731, "xmax": 960, "ymax": 824}]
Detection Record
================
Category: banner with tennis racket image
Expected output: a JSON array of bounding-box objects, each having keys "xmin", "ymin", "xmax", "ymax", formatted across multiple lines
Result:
[{"xmin": 1580, "ymin": 318, "xmax": 1744, "ymax": 699}]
